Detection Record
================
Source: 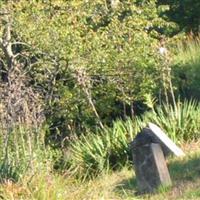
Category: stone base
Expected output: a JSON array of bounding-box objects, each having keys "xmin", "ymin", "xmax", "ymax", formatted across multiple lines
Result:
[{"xmin": 132, "ymin": 143, "xmax": 172, "ymax": 193}]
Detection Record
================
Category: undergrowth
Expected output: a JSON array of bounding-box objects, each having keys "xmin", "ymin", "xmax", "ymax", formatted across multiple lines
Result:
[{"xmin": 67, "ymin": 100, "xmax": 200, "ymax": 178}]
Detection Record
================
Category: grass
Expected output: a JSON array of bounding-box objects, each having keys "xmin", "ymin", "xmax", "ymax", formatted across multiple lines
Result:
[
  {"xmin": 173, "ymin": 36, "xmax": 200, "ymax": 98},
  {"xmin": 67, "ymin": 118, "xmax": 136, "ymax": 179},
  {"xmin": 175, "ymin": 36, "xmax": 200, "ymax": 64},
  {"xmin": 1, "ymin": 141, "xmax": 200, "ymax": 199},
  {"xmin": 136, "ymin": 100, "xmax": 200, "ymax": 142}
]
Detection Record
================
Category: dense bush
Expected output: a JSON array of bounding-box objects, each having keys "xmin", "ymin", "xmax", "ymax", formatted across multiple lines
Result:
[
  {"xmin": 158, "ymin": 0, "xmax": 200, "ymax": 33},
  {"xmin": 0, "ymin": 0, "xmax": 178, "ymax": 138}
]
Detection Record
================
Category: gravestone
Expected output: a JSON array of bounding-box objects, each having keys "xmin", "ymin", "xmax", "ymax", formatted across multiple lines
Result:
[
  {"xmin": 131, "ymin": 123, "xmax": 185, "ymax": 193},
  {"xmin": 131, "ymin": 122, "xmax": 185, "ymax": 157},
  {"xmin": 148, "ymin": 122, "xmax": 185, "ymax": 157},
  {"xmin": 132, "ymin": 143, "xmax": 171, "ymax": 193}
]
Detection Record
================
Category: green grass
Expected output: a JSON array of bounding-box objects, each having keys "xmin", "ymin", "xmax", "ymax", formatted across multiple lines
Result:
[
  {"xmin": 1, "ymin": 143, "xmax": 200, "ymax": 199},
  {"xmin": 175, "ymin": 37, "xmax": 200, "ymax": 65},
  {"xmin": 1, "ymin": 101, "xmax": 200, "ymax": 199},
  {"xmin": 0, "ymin": 124, "xmax": 61, "ymax": 183},
  {"xmin": 136, "ymin": 100, "xmax": 200, "ymax": 142},
  {"xmin": 66, "ymin": 118, "xmax": 136, "ymax": 179},
  {"xmin": 184, "ymin": 189, "xmax": 200, "ymax": 199},
  {"xmin": 173, "ymin": 36, "xmax": 200, "ymax": 98}
]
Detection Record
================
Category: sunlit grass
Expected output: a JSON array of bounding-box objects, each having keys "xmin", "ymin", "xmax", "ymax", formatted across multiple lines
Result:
[
  {"xmin": 173, "ymin": 36, "xmax": 200, "ymax": 98},
  {"xmin": 175, "ymin": 36, "xmax": 200, "ymax": 65},
  {"xmin": 1, "ymin": 144, "xmax": 200, "ymax": 200}
]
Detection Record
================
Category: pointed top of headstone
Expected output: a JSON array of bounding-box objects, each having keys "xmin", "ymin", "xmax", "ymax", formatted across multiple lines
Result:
[{"xmin": 148, "ymin": 122, "xmax": 185, "ymax": 157}]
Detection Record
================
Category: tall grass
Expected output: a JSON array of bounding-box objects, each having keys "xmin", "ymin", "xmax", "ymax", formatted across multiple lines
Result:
[
  {"xmin": 1, "ymin": 100, "xmax": 199, "ymax": 181},
  {"xmin": 173, "ymin": 36, "xmax": 200, "ymax": 98},
  {"xmin": 2, "ymin": 150, "xmax": 200, "ymax": 200},
  {"xmin": 175, "ymin": 36, "xmax": 200, "ymax": 65},
  {"xmin": 67, "ymin": 100, "xmax": 200, "ymax": 178},
  {"xmin": 136, "ymin": 100, "xmax": 200, "ymax": 142},
  {"xmin": 0, "ymin": 124, "xmax": 60, "ymax": 182},
  {"xmin": 67, "ymin": 119, "xmax": 136, "ymax": 179}
]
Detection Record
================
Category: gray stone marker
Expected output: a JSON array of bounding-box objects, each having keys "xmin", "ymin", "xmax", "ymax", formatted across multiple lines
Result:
[
  {"xmin": 131, "ymin": 122, "xmax": 185, "ymax": 157},
  {"xmin": 132, "ymin": 143, "xmax": 172, "ymax": 193},
  {"xmin": 131, "ymin": 123, "xmax": 185, "ymax": 193},
  {"xmin": 148, "ymin": 122, "xmax": 185, "ymax": 157}
]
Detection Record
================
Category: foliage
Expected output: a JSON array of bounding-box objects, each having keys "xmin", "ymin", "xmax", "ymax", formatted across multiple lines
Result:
[
  {"xmin": 136, "ymin": 100, "xmax": 200, "ymax": 142},
  {"xmin": 158, "ymin": 0, "xmax": 200, "ymax": 33},
  {"xmin": 172, "ymin": 36, "xmax": 200, "ymax": 99},
  {"xmin": 0, "ymin": 100, "xmax": 198, "ymax": 181},
  {"xmin": 0, "ymin": 0, "xmax": 177, "ymax": 137},
  {"xmin": 67, "ymin": 119, "xmax": 136, "ymax": 179},
  {"xmin": 1, "ymin": 147, "xmax": 200, "ymax": 199},
  {"xmin": 0, "ymin": 125, "xmax": 61, "ymax": 182}
]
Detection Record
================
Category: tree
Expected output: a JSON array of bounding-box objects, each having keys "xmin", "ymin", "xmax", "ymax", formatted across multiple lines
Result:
[
  {"xmin": 0, "ymin": 0, "xmax": 177, "ymax": 138},
  {"xmin": 158, "ymin": 0, "xmax": 200, "ymax": 33}
]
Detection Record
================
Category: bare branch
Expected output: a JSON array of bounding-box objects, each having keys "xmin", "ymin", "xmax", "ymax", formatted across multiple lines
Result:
[{"xmin": 12, "ymin": 41, "xmax": 32, "ymax": 48}]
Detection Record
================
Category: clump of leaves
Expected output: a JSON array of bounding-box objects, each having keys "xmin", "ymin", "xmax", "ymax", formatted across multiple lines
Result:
[
  {"xmin": 137, "ymin": 99, "xmax": 200, "ymax": 142},
  {"xmin": 0, "ymin": 125, "xmax": 61, "ymax": 182},
  {"xmin": 67, "ymin": 119, "xmax": 136, "ymax": 179}
]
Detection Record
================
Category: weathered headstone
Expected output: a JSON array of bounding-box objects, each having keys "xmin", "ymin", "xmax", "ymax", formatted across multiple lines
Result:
[
  {"xmin": 131, "ymin": 122, "xmax": 185, "ymax": 157},
  {"xmin": 131, "ymin": 123, "xmax": 185, "ymax": 193},
  {"xmin": 132, "ymin": 143, "xmax": 171, "ymax": 193},
  {"xmin": 148, "ymin": 122, "xmax": 185, "ymax": 157}
]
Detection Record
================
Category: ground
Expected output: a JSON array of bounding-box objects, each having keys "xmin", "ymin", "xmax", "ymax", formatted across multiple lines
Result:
[{"xmin": 1, "ymin": 141, "xmax": 200, "ymax": 200}]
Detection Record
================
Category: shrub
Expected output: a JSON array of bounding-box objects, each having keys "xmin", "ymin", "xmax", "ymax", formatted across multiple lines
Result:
[{"xmin": 67, "ymin": 119, "xmax": 136, "ymax": 179}]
